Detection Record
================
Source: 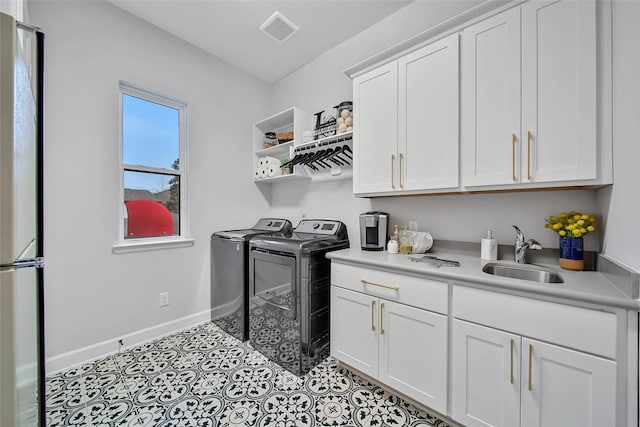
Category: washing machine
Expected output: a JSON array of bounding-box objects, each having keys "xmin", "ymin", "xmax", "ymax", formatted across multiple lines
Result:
[{"xmin": 211, "ymin": 218, "xmax": 292, "ymax": 341}]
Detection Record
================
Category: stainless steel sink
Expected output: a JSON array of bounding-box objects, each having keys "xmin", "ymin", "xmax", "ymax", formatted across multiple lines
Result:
[{"xmin": 482, "ymin": 262, "xmax": 564, "ymax": 284}]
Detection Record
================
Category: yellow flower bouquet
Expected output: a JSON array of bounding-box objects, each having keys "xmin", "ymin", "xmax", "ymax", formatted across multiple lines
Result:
[{"xmin": 544, "ymin": 211, "xmax": 596, "ymax": 238}]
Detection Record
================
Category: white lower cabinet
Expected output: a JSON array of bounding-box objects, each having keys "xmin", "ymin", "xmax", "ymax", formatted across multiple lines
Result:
[
  {"xmin": 452, "ymin": 320, "xmax": 521, "ymax": 427},
  {"xmin": 520, "ymin": 337, "xmax": 616, "ymax": 427},
  {"xmin": 330, "ymin": 263, "xmax": 625, "ymax": 426},
  {"xmin": 331, "ymin": 285, "xmax": 448, "ymax": 413},
  {"xmin": 452, "ymin": 318, "xmax": 617, "ymax": 427},
  {"xmin": 330, "ymin": 286, "xmax": 379, "ymax": 378}
]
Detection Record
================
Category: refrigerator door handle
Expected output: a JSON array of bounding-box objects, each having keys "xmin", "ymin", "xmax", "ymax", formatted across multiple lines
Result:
[{"xmin": 0, "ymin": 256, "xmax": 44, "ymax": 270}]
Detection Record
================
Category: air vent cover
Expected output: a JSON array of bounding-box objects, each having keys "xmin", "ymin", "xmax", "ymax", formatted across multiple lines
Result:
[{"xmin": 260, "ymin": 11, "xmax": 299, "ymax": 43}]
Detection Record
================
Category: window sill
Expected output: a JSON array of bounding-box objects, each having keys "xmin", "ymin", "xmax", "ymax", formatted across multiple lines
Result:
[{"xmin": 112, "ymin": 238, "xmax": 194, "ymax": 254}]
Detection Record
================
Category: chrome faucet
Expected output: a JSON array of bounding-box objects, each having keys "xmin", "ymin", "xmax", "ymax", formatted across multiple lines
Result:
[{"xmin": 512, "ymin": 225, "xmax": 542, "ymax": 264}]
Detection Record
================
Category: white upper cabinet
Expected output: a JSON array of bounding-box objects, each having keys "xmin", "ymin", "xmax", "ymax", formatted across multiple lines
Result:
[
  {"xmin": 462, "ymin": 0, "xmax": 601, "ymax": 188},
  {"xmin": 522, "ymin": 0, "xmax": 597, "ymax": 183},
  {"xmin": 398, "ymin": 35, "xmax": 459, "ymax": 192},
  {"xmin": 352, "ymin": 62, "xmax": 398, "ymax": 195},
  {"xmin": 461, "ymin": 7, "xmax": 522, "ymax": 186},
  {"xmin": 353, "ymin": 33, "xmax": 459, "ymax": 197}
]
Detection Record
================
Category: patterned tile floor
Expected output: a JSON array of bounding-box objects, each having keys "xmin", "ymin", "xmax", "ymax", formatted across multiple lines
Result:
[{"xmin": 46, "ymin": 321, "xmax": 451, "ymax": 426}]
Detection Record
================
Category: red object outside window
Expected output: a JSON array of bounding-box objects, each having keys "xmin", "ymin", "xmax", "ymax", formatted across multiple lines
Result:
[{"xmin": 125, "ymin": 199, "xmax": 174, "ymax": 237}]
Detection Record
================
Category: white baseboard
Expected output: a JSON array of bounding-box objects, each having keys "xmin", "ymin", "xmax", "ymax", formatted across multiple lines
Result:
[{"xmin": 45, "ymin": 308, "xmax": 212, "ymax": 376}]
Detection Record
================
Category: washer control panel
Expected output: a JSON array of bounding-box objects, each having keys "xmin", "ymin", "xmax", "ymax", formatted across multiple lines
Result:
[
  {"xmin": 295, "ymin": 220, "xmax": 341, "ymax": 235},
  {"xmin": 253, "ymin": 218, "xmax": 291, "ymax": 232}
]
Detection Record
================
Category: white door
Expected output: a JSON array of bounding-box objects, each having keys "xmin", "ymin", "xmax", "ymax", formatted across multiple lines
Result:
[
  {"xmin": 520, "ymin": 338, "xmax": 616, "ymax": 427},
  {"xmin": 398, "ymin": 33, "xmax": 459, "ymax": 191},
  {"xmin": 521, "ymin": 0, "xmax": 597, "ymax": 183},
  {"xmin": 451, "ymin": 320, "xmax": 521, "ymax": 427},
  {"xmin": 461, "ymin": 7, "xmax": 522, "ymax": 187},
  {"xmin": 352, "ymin": 61, "xmax": 398, "ymax": 195},
  {"xmin": 378, "ymin": 300, "xmax": 447, "ymax": 413},
  {"xmin": 330, "ymin": 287, "xmax": 379, "ymax": 379}
]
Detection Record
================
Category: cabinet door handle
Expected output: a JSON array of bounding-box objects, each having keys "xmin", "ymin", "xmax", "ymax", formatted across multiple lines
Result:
[
  {"xmin": 512, "ymin": 133, "xmax": 517, "ymax": 181},
  {"xmin": 360, "ymin": 279, "xmax": 400, "ymax": 291},
  {"xmin": 527, "ymin": 131, "xmax": 532, "ymax": 180},
  {"xmin": 528, "ymin": 343, "xmax": 533, "ymax": 390},
  {"xmin": 391, "ymin": 154, "xmax": 396, "ymax": 189},
  {"xmin": 380, "ymin": 302, "xmax": 385, "ymax": 335},
  {"xmin": 510, "ymin": 338, "xmax": 514, "ymax": 384},
  {"xmin": 371, "ymin": 300, "xmax": 376, "ymax": 331},
  {"xmin": 399, "ymin": 153, "xmax": 404, "ymax": 189}
]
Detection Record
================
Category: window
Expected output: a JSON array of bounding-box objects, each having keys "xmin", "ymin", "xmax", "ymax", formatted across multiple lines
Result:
[{"xmin": 117, "ymin": 83, "xmax": 188, "ymax": 248}]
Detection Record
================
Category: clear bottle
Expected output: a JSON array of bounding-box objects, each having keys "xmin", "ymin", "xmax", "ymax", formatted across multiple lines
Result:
[{"xmin": 399, "ymin": 226, "xmax": 413, "ymax": 254}]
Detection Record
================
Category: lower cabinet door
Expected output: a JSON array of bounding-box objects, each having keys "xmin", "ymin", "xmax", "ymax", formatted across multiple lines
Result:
[
  {"xmin": 452, "ymin": 319, "xmax": 521, "ymax": 427},
  {"xmin": 330, "ymin": 286, "xmax": 379, "ymax": 378},
  {"xmin": 378, "ymin": 300, "xmax": 448, "ymax": 413},
  {"xmin": 520, "ymin": 338, "xmax": 616, "ymax": 427}
]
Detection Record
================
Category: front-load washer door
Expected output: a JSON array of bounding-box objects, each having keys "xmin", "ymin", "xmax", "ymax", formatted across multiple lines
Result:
[{"xmin": 249, "ymin": 249, "xmax": 297, "ymax": 319}]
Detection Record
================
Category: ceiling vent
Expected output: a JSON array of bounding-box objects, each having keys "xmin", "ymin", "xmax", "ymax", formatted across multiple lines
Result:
[{"xmin": 260, "ymin": 11, "xmax": 299, "ymax": 43}]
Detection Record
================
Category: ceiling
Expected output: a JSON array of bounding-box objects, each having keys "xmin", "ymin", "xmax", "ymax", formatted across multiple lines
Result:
[{"xmin": 107, "ymin": 0, "xmax": 414, "ymax": 83}]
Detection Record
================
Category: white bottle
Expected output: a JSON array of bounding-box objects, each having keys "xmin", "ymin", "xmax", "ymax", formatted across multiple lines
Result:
[
  {"xmin": 481, "ymin": 229, "xmax": 497, "ymax": 261},
  {"xmin": 388, "ymin": 225, "xmax": 399, "ymax": 254}
]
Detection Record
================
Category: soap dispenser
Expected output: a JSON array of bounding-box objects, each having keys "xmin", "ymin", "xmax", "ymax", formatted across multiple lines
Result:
[
  {"xmin": 387, "ymin": 225, "xmax": 399, "ymax": 254},
  {"xmin": 481, "ymin": 229, "xmax": 497, "ymax": 261}
]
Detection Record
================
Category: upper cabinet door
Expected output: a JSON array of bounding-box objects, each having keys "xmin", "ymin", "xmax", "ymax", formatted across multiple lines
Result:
[
  {"xmin": 353, "ymin": 62, "xmax": 398, "ymax": 195},
  {"xmin": 461, "ymin": 8, "xmax": 522, "ymax": 187},
  {"xmin": 398, "ymin": 33, "xmax": 460, "ymax": 191},
  {"xmin": 522, "ymin": 0, "xmax": 597, "ymax": 183}
]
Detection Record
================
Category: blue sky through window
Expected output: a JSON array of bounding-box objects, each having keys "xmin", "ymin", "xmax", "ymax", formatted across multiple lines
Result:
[{"xmin": 123, "ymin": 94, "xmax": 179, "ymax": 192}]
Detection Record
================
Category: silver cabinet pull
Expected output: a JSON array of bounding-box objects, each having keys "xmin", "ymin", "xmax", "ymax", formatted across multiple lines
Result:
[
  {"xmin": 360, "ymin": 279, "xmax": 399, "ymax": 291},
  {"xmin": 380, "ymin": 302, "xmax": 385, "ymax": 334}
]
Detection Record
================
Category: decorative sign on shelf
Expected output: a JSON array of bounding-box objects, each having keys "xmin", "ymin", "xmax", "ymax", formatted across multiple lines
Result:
[{"xmin": 313, "ymin": 109, "xmax": 337, "ymax": 140}]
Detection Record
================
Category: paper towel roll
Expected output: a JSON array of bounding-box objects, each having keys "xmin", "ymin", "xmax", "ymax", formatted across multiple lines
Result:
[
  {"xmin": 263, "ymin": 156, "xmax": 281, "ymax": 167},
  {"xmin": 267, "ymin": 166, "xmax": 282, "ymax": 178}
]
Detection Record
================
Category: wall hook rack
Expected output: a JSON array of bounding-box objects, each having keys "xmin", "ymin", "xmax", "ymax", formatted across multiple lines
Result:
[{"xmin": 283, "ymin": 132, "xmax": 353, "ymax": 173}]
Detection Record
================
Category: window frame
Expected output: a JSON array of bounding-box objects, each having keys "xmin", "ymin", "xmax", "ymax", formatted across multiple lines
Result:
[{"xmin": 113, "ymin": 82, "xmax": 192, "ymax": 254}]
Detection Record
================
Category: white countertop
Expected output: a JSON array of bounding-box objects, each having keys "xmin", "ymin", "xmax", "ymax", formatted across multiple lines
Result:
[{"xmin": 327, "ymin": 248, "xmax": 639, "ymax": 311}]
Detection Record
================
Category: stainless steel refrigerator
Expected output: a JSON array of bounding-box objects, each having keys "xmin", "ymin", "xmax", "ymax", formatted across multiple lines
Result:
[{"xmin": 0, "ymin": 12, "xmax": 45, "ymax": 427}]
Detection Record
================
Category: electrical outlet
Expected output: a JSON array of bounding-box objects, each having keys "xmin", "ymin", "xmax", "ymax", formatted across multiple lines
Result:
[
  {"xmin": 159, "ymin": 292, "xmax": 169, "ymax": 307},
  {"xmin": 408, "ymin": 221, "xmax": 418, "ymax": 231}
]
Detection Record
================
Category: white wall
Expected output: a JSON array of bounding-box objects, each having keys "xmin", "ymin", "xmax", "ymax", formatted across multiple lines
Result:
[
  {"xmin": 29, "ymin": 1, "xmax": 272, "ymax": 367},
  {"xmin": 598, "ymin": 0, "xmax": 640, "ymax": 272},
  {"xmin": 269, "ymin": 0, "xmax": 600, "ymax": 251}
]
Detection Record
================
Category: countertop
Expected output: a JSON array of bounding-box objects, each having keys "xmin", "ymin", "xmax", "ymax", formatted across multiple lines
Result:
[{"xmin": 327, "ymin": 248, "xmax": 639, "ymax": 311}]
